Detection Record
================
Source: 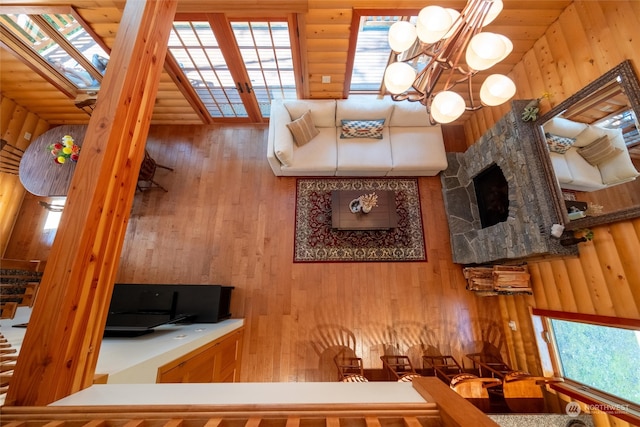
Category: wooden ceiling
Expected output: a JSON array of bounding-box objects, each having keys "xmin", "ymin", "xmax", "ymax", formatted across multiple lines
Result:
[{"xmin": 0, "ymin": 0, "xmax": 573, "ymax": 126}]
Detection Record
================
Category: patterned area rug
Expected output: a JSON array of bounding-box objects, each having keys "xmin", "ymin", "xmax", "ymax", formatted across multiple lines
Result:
[{"xmin": 294, "ymin": 178, "xmax": 426, "ymax": 262}]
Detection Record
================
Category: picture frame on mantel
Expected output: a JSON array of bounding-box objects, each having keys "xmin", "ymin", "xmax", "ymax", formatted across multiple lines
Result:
[{"xmin": 533, "ymin": 60, "xmax": 640, "ymax": 230}]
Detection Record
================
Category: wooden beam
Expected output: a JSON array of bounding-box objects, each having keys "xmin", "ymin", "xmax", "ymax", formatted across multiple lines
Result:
[
  {"xmin": 412, "ymin": 377, "xmax": 500, "ymax": 427},
  {"xmin": 5, "ymin": 0, "xmax": 178, "ymax": 406}
]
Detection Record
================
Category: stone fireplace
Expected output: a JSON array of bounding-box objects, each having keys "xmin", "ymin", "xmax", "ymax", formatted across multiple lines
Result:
[{"xmin": 441, "ymin": 101, "xmax": 575, "ymax": 265}]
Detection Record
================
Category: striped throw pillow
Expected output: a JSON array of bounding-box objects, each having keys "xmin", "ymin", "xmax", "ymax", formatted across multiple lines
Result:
[
  {"xmin": 577, "ymin": 135, "xmax": 622, "ymax": 166},
  {"xmin": 286, "ymin": 110, "xmax": 319, "ymax": 147}
]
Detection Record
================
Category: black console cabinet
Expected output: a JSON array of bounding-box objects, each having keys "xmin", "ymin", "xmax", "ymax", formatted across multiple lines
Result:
[{"xmin": 105, "ymin": 284, "xmax": 234, "ymax": 336}]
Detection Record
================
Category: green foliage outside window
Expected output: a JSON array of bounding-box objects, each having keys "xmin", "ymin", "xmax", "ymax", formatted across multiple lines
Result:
[{"xmin": 551, "ymin": 319, "xmax": 640, "ymax": 405}]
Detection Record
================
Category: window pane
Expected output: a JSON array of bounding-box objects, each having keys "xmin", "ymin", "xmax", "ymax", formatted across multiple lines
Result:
[
  {"xmin": 350, "ymin": 16, "xmax": 400, "ymax": 92},
  {"xmin": 0, "ymin": 13, "xmax": 100, "ymax": 89},
  {"xmin": 551, "ymin": 319, "xmax": 640, "ymax": 405},
  {"xmin": 45, "ymin": 14, "xmax": 109, "ymax": 76}
]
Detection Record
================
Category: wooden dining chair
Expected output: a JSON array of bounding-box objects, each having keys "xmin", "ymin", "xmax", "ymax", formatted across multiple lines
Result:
[
  {"xmin": 0, "ymin": 140, "xmax": 24, "ymax": 175},
  {"xmin": 502, "ymin": 370, "xmax": 564, "ymax": 413},
  {"xmin": 449, "ymin": 373, "xmax": 502, "ymax": 412},
  {"xmin": 137, "ymin": 150, "xmax": 174, "ymax": 192},
  {"xmin": 422, "ymin": 354, "xmax": 464, "ymax": 383},
  {"xmin": 380, "ymin": 354, "xmax": 421, "ymax": 382},
  {"xmin": 334, "ymin": 350, "xmax": 365, "ymax": 381},
  {"xmin": 465, "ymin": 352, "xmax": 513, "ymax": 379},
  {"xmin": 74, "ymin": 98, "xmax": 97, "ymax": 117}
]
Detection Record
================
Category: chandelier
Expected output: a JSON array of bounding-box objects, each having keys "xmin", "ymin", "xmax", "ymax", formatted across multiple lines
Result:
[{"xmin": 383, "ymin": 0, "xmax": 516, "ymax": 124}]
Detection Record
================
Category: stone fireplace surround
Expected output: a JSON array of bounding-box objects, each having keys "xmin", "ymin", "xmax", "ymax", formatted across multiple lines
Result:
[{"xmin": 441, "ymin": 101, "xmax": 575, "ymax": 265}]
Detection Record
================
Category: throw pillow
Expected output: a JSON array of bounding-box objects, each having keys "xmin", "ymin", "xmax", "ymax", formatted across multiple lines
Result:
[
  {"xmin": 577, "ymin": 135, "xmax": 623, "ymax": 166},
  {"xmin": 286, "ymin": 110, "xmax": 319, "ymax": 146},
  {"xmin": 340, "ymin": 119, "xmax": 385, "ymax": 139},
  {"xmin": 545, "ymin": 132, "xmax": 576, "ymax": 154}
]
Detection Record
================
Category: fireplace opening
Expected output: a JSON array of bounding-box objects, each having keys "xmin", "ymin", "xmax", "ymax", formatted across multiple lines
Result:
[{"xmin": 474, "ymin": 163, "xmax": 509, "ymax": 228}]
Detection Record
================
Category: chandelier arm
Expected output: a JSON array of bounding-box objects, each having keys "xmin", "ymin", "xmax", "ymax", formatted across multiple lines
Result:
[
  {"xmin": 466, "ymin": 74, "xmax": 479, "ymax": 110},
  {"xmin": 385, "ymin": 0, "xmax": 513, "ymax": 123}
]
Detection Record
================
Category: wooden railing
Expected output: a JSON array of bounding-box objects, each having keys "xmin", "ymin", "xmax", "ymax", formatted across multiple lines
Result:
[
  {"xmin": 0, "ymin": 378, "xmax": 501, "ymax": 427},
  {"xmin": 0, "ymin": 403, "xmax": 441, "ymax": 427}
]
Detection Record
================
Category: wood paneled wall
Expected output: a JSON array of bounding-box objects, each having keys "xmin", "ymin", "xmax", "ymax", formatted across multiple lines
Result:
[
  {"xmin": 302, "ymin": 1, "xmax": 570, "ymax": 103},
  {"xmin": 0, "ymin": 96, "xmax": 49, "ymax": 257},
  {"xmin": 463, "ymin": 3, "xmax": 640, "ymax": 426}
]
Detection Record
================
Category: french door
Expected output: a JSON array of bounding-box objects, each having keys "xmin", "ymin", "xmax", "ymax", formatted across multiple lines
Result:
[{"xmin": 169, "ymin": 14, "xmax": 299, "ymax": 121}]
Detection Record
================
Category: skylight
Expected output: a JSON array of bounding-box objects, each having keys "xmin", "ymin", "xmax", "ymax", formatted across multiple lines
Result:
[{"xmin": 0, "ymin": 10, "xmax": 109, "ymax": 91}]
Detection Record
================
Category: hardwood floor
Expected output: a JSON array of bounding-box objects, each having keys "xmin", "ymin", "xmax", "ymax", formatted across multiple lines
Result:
[{"xmin": 5, "ymin": 124, "xmax": 504, "ymax": 382}]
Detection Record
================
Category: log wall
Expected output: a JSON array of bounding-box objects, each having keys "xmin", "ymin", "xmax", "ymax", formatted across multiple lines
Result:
[
  {"xmin": 0, "ymin": 96, "xmax": 49, "ymax": 257},
  {"xmin": 463, "ymin": 3, "xmax": 640, "ymax": 426}
]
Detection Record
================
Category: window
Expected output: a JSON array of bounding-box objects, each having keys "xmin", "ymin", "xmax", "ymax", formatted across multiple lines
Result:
[
  {"xmin": 348, "ymin": 11, "xmax": 418, "ymax": 94},
  {"xmin": 0, "ymin": 8, "xmax": 109, "ymax": 94},
  {"xmin": 533, "ymin": 309, "xmax": 640, "ymax": 422},
  {"xmin": 551, "ymin": 318, "xmax": 640, "ymax": 404}
]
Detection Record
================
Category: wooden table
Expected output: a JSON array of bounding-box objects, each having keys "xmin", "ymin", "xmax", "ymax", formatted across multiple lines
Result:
[
  {"xmin": 19, "ymin": 125, "xmax": 87, "ymax": 197},
  {"xmin": 331, "ymin": 190, "xmax": 398, "ymax": 230}
]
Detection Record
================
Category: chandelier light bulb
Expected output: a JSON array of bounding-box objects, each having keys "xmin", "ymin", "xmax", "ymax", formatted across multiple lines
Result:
[
  {"xmin": 431, "ymin": 91, "xmax": 466, "ymax": 123},
  {"xmin": 388, "ymin": 21, "xmax": 418, "ymax": 53},
  {"xmin": 416, "ymin": 6, "xmax": 452, "ymax": 43},
  {"xmin": 443, "ymin": 9, "xmax": 461, "ymax": 39},
  {"xmin": 482, "ymin": 0, "xmax": 504, "ymax": 26},
  {"xmin": 384, "ymin": 62, "xmax": 417, "ymax": 94},
  {"xmin": 384, "ymin": 0, "xmax": 514, "ymax": 124},
  {"xmin": 465, "ymin": 32, "xmax": 512, "ymax": 70},
  {"xmin": 480, "ymin": 74, "xmax": 516, "ymax": 106}
]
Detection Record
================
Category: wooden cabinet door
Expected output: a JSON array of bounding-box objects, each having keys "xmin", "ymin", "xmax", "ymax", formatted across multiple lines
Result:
[
  {"xmin": 214, "ymin": 329, "xmax": 243, "ymax": 382},
  {"xmin": 157, "ymin": 327, "xmax": 244, "ymax": 383}
]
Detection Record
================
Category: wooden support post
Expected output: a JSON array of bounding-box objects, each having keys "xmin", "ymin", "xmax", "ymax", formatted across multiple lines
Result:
[{"xmin": 5, "ymin": 0, "xmax": 178, "ymax": 406}]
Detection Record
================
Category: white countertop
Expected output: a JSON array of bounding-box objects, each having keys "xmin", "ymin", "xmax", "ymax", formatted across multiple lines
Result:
[
  {"xmin": 51, "ymin": 382, "xmax": 427, "ymax": 406},
  {"xmin": 98, "ymin": 318, "xmax": 244, "ymax": 383},
  {"xmin": 0, "ymin": 307, "xmax": 244, "ymax": 384}
]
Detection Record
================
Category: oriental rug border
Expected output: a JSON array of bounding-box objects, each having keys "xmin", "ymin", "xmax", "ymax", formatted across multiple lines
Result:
[{"xmin": 294, "ymin": 178, "xmax": 427, "ymax": 263}]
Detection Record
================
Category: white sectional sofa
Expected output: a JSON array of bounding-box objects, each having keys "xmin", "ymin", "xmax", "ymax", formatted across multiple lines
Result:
[
  {"xmin": 542, "ymin": 117, "xmax": 639, "ymax": 192},
  {"xmin": 266, "ymin": 97, "xmax": 448, "ymax": 176}
]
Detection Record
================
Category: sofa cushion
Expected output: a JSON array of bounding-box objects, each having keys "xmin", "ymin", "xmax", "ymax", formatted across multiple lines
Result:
[
  {"xmin": 389, "ymin": 100, "xmax": 430, "ymax": 127},
  {"xmin": 548, "ymin": 152, "xmax": 573, "ymax": 184},
  {"xmin": 286, "ymin": 110, "xmax": 319, "ymax": 146},
  {"xmin": 572, "ymin": 124, "xmax": 605, "ymax": 147},
  {"xmin": 542, "ymin": 117, "xmax": 588, "ymax": 139},
  {"xmin": 564, "ymin": 149, "xmax": 605, "ymax": 189},
  {"xmin": 336, "ymin": 98, "xmax": 394, "ymax": 126},
  {"xmin": 340, "ymin": 119, "xmax": 385, "ymax": 139},
  {"xmin": 545, "ymin": 132, "xmax": 576, "ymax": 154},
  {"xmin": 273, "ymin": 123, "xmax": 295, "ymax": 167},
  {"xmin": 283, "ymin": 100, "xmax": 336, "ymax": 127},
  {"xmin": 599, "ymin": 152, "xmax": 640, "ymax": 185},
  {"xmin": 388, "ymin": 127, "xmax": 447, "ymax": 175},
  {"xmin": 336, "ymin": 128, "xmax": 392, "ymax": 175},
  {"xmin": 282, "ymin": 128, "xmax": 337, "ymax": 174},
  {"xmin": 577, "ymin": 135, "xmax": 622, "ymax": 166}
]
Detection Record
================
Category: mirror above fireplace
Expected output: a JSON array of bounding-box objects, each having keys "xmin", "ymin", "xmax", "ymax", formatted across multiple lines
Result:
[{"xmin": 536, "ymin": 60, "xmax": 640, "ymax": 229}]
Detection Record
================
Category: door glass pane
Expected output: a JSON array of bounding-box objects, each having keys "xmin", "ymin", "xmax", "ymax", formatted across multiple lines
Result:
[
  {"xmin": 551, "ymin": 319, "xmax": 640, "ymax": 404},
  {"xmin": 169, "ymin": 19, "xmax": 296, "ymax": 119},
  {"xmin": 231, "ymin": 21, "xmax": 296, "ymax": 117},
  {"xmin": 169, "ymin": 21, "xmax": 246, "ymax": 118}
]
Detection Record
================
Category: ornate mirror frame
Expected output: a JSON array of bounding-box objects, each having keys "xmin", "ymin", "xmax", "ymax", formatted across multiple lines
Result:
[{"xmin": 535, "ymin": 60, "xmax": 640, "ymax": 230}]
